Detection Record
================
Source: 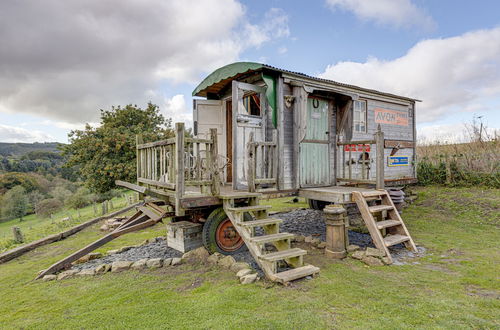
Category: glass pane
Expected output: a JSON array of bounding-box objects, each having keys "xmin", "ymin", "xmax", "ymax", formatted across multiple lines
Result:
[{"xmin": 353, "ymin": 111, "xmax": 360, "ymax": 121}]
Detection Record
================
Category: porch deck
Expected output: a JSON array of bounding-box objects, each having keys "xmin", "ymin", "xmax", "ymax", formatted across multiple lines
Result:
[{"xmin": 299, "ymin": 185, "xmax": 377, "ymax": 204}]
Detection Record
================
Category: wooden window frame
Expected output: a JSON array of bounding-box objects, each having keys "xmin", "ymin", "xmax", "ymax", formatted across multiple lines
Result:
[{"xmin": 353, "ymin": 99, "xmax": 367, "ymax": 133}]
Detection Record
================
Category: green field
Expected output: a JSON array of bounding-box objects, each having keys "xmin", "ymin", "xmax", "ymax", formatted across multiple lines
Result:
[
  {"xmin": 0, "ymin": 192, "xmax": 136, "ymax": 252},
  {"xmin": 0, "ymin": 186, "xmax": 498, "ymax": 329}
]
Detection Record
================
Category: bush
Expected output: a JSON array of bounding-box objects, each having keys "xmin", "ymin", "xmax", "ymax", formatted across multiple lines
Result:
[
  {"xmin": 65, "ymin": 187, "xmax": 92, "ymax": 209},
  {"xmin": 1, "ymin": 185, "xmax": 28, "ymax": 221},
  {"xmin": 50, "ymin": 186, "xmax": 72, "ymax": 203},
  {"xmin": 35, "ymin": 198, "xmax": 63, "ymax": 217}
]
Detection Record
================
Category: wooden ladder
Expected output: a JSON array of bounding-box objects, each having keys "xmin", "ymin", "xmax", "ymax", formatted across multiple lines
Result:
[
  {"xmin": 222, "ymin": 194, "xmax": 319, "ymax": 284},
  {"xmin": 352, "ymin": 190, "xmax": 417, "ymax": 264}
]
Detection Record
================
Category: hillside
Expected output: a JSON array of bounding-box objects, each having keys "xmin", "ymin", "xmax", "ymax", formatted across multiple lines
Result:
[{"xmin": 0, "ymin": 142, "xmax": 62, "ymax": 157}]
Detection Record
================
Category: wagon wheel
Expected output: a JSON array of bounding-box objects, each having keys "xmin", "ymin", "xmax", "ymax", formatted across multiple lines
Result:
[{"xmin": 202, "ymin": 207, "xmax": 248, "ymax": 255}]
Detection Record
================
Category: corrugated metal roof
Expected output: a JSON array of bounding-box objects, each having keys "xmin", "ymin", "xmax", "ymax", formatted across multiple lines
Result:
[{"xmin": 192, "ymin": 62, "xmax": 420, "ymax": 102}]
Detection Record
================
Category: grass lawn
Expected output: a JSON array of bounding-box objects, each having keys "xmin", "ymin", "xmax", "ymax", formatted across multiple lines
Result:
[{"xmin": 0, "ymin": 186, "xmax": 498, "ymax": 329}]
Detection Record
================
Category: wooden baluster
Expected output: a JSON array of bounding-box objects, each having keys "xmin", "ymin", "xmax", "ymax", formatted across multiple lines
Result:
[{"xmin": 175, "ymin": 123, "xmax": 185, "ymax": 216}]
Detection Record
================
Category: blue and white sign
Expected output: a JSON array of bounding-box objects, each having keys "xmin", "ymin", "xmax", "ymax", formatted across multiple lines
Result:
[{"xmin": 388, "ymin": 156, "xmax": 409, "ymax": 167}]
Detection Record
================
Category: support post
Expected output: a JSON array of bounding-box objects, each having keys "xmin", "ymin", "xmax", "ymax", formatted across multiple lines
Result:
[
  {"xmin": 323, "ymin": 205, "xmax": 347, "ymax": 259},
  {"xmin": 247, "ymin": 132, "xmax": 255, "ymax": 192},
  {"xmin": 12, "ymin": 227, "xmax": 24, "ymax": 244},
  {"xmin": 375, "ymin": 125, "xmax": 385, "ymax": 190},
  {"xmin": 175, "ymin": 123, "xmax": 185, "ymax": 216},
  {"xmin": 210, "ymin": 128, "xmax": 220, "ymax": 195}
]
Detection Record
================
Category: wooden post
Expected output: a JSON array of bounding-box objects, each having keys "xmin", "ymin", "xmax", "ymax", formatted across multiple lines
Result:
[
  {"xmin": 93, "ymin": 203, "xmax": 97, "ymax": 215},
  {"xmin": 12, "ymin": 227, "xmax": 24, "ymax": 243},
  {"xmin": 175, "ymin": 123, "xmax": 185, "ymax": 216},
  {"xmin": 247, "ymin": 132, "xmax": 255, "ymax": 192},
  {"xmin": 272, "ymin": 130, "xmax": 278, "ymax": 188},
  {"xmin": 210, "ymin": 128, "xmax": 220, "ymax": 196},
  {"xmin": 375, "ymin": 125, "xmax": 385, "ymax": 189}
]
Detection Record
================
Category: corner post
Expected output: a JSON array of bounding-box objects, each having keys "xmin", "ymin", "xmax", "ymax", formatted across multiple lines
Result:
[
  {"xmin": 247, "ymin": 132, "xmax": 256, "ymax": 192},
  {"xmin": 136, "ymin": 134, "xmax": 144, "ymax": 200},
  {"xmin": 210, "ymin": 128, "xmax": 220, "ymax": 196},
  {"xmin": 375, "ymin": 125, "xmax": 385, "ymax": 189},
  {"xmin": 175, "ymin": 123, "xmax": 185, "ymax": 216}
]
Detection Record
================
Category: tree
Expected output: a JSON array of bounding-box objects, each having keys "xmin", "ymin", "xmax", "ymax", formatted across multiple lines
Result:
[
  {"xmin": 63, "ymin": 103, "xmax": 173, "ymax": 193},
  {"xmin": 35, "ymin": 198, "xmax": 62, "ymax": 218},
  {"xmin": 1, "ymin": 186, "xmax": 28, "ymax": 221}
]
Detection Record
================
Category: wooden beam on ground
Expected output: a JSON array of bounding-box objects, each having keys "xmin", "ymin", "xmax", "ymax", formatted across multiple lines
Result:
[{"xmin": 0, "ymin": 202, "xmax": 141, "ymax": 265}]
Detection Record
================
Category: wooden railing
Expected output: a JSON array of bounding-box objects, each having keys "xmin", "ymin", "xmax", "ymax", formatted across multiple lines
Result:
[
  {"xmin": 136, "ymin": 123, "xmax": 220, "ymax": 214},
  {"xmin": 247, "ymin": 131, "xmax": 278, "ymax": 192},
  {"xmin": 337, "ymin": 126, "xmax": 384, "ymax": 189}
]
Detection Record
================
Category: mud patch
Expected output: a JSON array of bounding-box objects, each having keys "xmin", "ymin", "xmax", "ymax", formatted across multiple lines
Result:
[{"xmin": 466, "ymin": 285, "xmax": 500, "ymax": 299}]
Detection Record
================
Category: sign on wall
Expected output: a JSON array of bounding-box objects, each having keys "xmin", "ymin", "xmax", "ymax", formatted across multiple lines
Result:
[
  {"xmin": 375, "ymin": 108, "xmax": 409, "ymax": 126},
  {"xmin": 343, "ymin": 144, "xmax": 371, "ymax": 152},
  {"xmin": 388, "ymin": 156, "xmax": 409, "ymax": 166}
]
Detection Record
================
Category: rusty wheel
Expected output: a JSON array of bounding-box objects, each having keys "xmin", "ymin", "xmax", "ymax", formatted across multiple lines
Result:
[{"xmin": 202, "ymin": 207, "xmax": 249, "ymax": 255}]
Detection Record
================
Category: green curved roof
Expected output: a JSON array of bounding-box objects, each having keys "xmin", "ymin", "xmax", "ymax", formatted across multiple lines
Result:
[{"xmin": 192, "ymin": 62, "xmax": 264, "ymax": 97}]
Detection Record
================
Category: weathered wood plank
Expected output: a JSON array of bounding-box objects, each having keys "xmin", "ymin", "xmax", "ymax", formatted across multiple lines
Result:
[{"xmin": 137, "ymin": 138, "xmax": 176, "ymax": 149}]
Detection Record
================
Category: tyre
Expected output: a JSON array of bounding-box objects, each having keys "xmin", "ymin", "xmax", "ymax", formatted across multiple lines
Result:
[
  {"xmin": 308, "ymin": 199, "xmax": 328, "ymax": 210},
  {"xmin": 202, "ymin": 207, "xmax": 249, "ymax": 255}
]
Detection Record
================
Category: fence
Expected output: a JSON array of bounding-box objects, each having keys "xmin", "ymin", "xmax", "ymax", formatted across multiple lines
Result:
[{"xmin": 247, "ymin": 131, "xmax": 278, "ymax": 192}]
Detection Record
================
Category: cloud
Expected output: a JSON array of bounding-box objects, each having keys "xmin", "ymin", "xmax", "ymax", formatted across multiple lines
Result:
[
  {"xmin": 0, "ymin": 1, "xmax": 289, "ymax": 124},
  {"xmin": 319, "ymin": 27, "xmax": 500, "ymax": 123},
  {"xmin": 325, "ymin": 0, "xmax": 435, "ymax": 30},
  {"xmin": 0, "ymin": 124, "xmax": 55, "ymax": 143},
  {"xmin": 418, "ymin": 122, "xmax": 499, "ymax": 144},
  {"xmin": 163, "ymin": 94, "xmax": 192, "ymax": 126}
]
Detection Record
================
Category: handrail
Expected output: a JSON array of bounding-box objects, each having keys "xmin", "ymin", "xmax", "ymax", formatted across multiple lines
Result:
[
  {"xmin": 135, "ymin": 124, "xmax": 220, "ymax": 216},
  {"xmin": 247, "ymin": 130, "xmax": 278, "ymax": 192},
  {"xmin": 337, "ymin": 125, "xmax": 384, "ymax": 189}
]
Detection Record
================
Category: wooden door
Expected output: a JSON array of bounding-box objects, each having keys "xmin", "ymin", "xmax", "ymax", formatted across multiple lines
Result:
[
  {"xmin": 226, "ymin": 100, "xmax": 232, "ymax": 182},
  {"xmin": 299, "ymin": 97, "xmax": 330, "ymax": 187}
]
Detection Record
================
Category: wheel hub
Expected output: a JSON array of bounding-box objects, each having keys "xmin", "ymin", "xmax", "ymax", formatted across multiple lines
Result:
[{"xmin": 215, "ymin": 218, "xmax": 243, "ymax": 252}]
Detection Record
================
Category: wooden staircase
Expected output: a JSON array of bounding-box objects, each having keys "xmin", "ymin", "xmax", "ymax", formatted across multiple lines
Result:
[
  {"xmin": 222, "ymin": 194, "xmax": 319, "ymax": 284},
  {"xmin": 352, "ymin": 190, "xmax": 417, "ymax": 264}
]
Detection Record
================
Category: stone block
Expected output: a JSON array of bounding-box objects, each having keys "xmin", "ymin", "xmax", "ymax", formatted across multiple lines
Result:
[
  {"xmin": 171, "ymin": 257, "xmax": 182, "ymax": 266},
  {"xmin": 362, "ymin": 256, "xmax": 384, "ymax": 266},
  {"xmin": 131, "ymin": 259, "xmax": 148, "ymax": 270},
  {"xmin": 57, "ymin": 269, "xmax": 78, "ymax": 280},
  {"xmin": 111, "ymin": 261, "xmax": 133, "ymax": 272},
  {"xmin": 347, "ymin": 244, "xmax": 360, "ymax": 253},
  {"xmin": 218, "ymin": 255, "xmax": 236, "ymax": 269},
  {"xmin": 230, "ymin": 262, "xmax": 250, "ymax": 273},
  {"xmin": 146, "ymin": 258, "xmax": 163, "ymax": 269},
  {"xmin": 240, "ymin": 273, "xmax": 258, "ymax": 284},
  {"xmin": 42, "ymin": 275, "xmax": 57, "ymax": 281},
  {"xmin": 236, "ymin": 268, "xmax": 252, "ymax": 278},
  {"xmin": 351, "ymin": 250, "xmax": 365, "ymax": 260}
]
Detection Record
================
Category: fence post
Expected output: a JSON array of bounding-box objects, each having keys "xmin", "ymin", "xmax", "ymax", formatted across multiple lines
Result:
[
  {"xmin": 12, "ymin": 227, "xmax": 24, "ymax": 243},
  {"xmin": 247, "ymin": 132, "xmax": 256, "ymax": 192},
  {"xmin": 210, "ymin": 128, "xmax": 220, "ymax": 195},
  {"xmin": 375, "ymin": 125, "xmax": 385, "ymax": 190},
  {"xmin": 175, "ymin": 123, "xmax": 185, "ymax": 216}
]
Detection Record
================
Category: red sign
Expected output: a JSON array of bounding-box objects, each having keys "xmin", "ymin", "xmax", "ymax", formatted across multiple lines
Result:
[{"xmin": 344, "ymin": 144, "xmax": 371, "ymax": 152}]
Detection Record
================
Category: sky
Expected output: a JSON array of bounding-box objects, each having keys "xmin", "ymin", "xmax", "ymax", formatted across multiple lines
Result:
[{"xmin": 0, "ymin": 0, "xmax": 499, "ymax": 143}]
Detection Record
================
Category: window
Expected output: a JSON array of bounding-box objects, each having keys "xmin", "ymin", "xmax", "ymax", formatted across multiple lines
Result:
[
  {"xmin": 243, "ymin": 93, "xmax": 261, "ymax": 116},
  {"xmin": 353, "ymin": 100, "xmax": 367, "ymax": 133}
]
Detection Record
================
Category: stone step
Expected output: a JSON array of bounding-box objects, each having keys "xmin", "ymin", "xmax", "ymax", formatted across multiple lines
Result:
[
  {"xmin": 384, "ymin": 234, "xmax": 410, "ymax": 247},
  {"xmin": 376, "ymin": 219, "xmax": 401, "ymax": 229},
  {"xmin": 259, "ymin": 248, "xmax": 307, "ymax": 262},
  {"xmin": 249, "ymin": 232, "xmax": 294, "ymax": 245},
  {"xmin": 239, "ymin": 218, "xmax": 283, "ymax": 228},
  {"xmin": 273, "ymin": 265, "xmax": 320, "ymax": 283},
  {"xmin": 368, "ymin": 205, "xmax": 394, "ymax": 213}
]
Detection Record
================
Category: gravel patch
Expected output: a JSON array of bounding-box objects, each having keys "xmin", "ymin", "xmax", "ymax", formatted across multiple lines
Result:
[{"xmin": 73, "ymin": 238, "xmax": 182, "ymax": 271}]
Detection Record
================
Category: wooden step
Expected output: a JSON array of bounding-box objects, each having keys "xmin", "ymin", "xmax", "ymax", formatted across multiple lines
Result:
[
  {"xmin": 249, "ymin": 233, "xmax": 294, "ymax": 244},
  {"xmin": 259, "ymin": 248, "xmax": 307, "ymax": 262},
  {"xmin": 376, "ymin": 219, "xmax": 402, "ymax": 229},
  {"xmin": 361, "ymin": 190, "xmax": 387, "ymax": 197},
  {"xmin": 226, "ymin": 205, "xmax": 271, "ymax": 213},
  {"xmin": 368, "ymin": 205, "xmax": 394, "ymax": 213},
  {"xmin": 273, "ymin": 265, "xmax": 320, "ymax": 283},
  {"xmin": 384, "ymin": 234, "xmax": 410, "ymax": 247},
  {"xmin": 239, "ymin": 218, "xmax": 283, "ymax": 228}
]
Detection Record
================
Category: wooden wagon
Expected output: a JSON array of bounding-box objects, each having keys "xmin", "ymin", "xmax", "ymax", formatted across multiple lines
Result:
[{"xmin": 40, "ymin": 63, "xmax": 419, "ymax": 283}]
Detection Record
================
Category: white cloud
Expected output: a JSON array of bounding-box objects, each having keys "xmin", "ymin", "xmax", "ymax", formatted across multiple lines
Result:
[
  {"xmin": 163, "ymin": 95, "xmax": 192, "ymax": 127},
  {"xmin": 326, "ymin": 0, "xmax": 435, "ymax": 30},
  {"xmin": 319, "ymin": 27, "xmax": 500, "ymax": 123},
  {"xmin": 0, "ymin": 124, "xmax": 55, "ymax": 143},
  {"xmin": 0, "ymin": 1, "xmax": 289, "ymax": 124}
]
